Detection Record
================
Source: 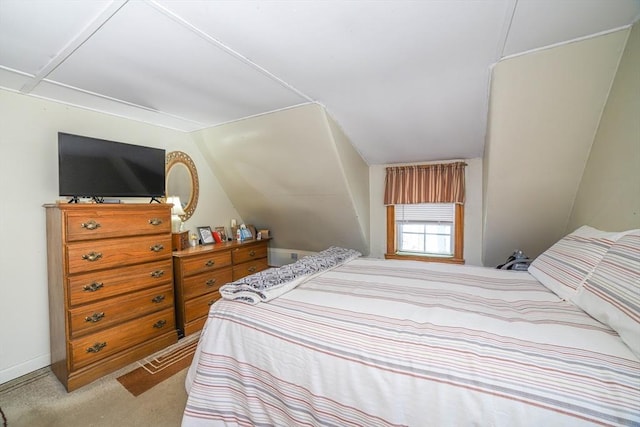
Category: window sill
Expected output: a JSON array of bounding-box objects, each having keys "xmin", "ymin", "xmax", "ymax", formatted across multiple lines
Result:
[{"xmin": 384, "ymin": 253, "xmax": 465, "ymax": 265}]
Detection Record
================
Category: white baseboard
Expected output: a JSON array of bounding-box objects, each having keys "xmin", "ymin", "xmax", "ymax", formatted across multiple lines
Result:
[
  {"xmin": 0, "ymin": 354, "xmax": 50, "ymax": 385},
  {"xmin": 268, "ymin": 248, "xmax": 316, "ymax": 267}
]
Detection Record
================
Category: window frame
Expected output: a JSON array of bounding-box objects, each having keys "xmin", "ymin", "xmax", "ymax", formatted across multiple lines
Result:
[{"xmin": 385, "ymin": 204, "xmax": 464, "ymax": 264}]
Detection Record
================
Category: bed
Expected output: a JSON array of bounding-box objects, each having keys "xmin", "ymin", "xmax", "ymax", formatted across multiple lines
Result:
[{"xmin": 182, "ymin": 229, "xmax": 640, "ymax": 426}]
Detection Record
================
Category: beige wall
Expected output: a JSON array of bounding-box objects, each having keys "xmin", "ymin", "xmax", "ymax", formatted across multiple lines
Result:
[
  {"xmin": 193, "ymin": 103, "xmax": 370, "ymax": 263},
  {"xmin": 0, "ymin": 89, "xmax": 239, "ymax": 384},
  {"xmin": 323, "ymin": 109, "xmax": 370, "ymax": 250},
  {"xmin": 482, "ymin": 28, "xmax": 630, "ymax": 267},
  {"xmin": 568, "ymin": 22, "xmax": 640, "ymax": 232},
  {"xmin": 369, "ymin": 158, "xmax": 484, "ymax": 266}
]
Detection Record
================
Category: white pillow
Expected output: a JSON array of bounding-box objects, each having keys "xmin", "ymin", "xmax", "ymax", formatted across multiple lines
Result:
[
  {"xmin": 528, "ymin": 226, "xmax": 630, "ymax": 302},
  {"xmin": 574, "ymin": 232, "xmax": 640, "ymax": 357}
]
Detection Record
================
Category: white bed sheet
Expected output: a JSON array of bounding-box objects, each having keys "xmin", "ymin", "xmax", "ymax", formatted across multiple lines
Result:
[{"xmin": 182, "ymin": 258, "xmax": 640, "ymax": 426}]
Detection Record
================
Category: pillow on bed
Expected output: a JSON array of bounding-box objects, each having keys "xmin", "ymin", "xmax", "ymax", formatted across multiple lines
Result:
[
  {"xmin": 528, "ymin": 226, "xmax": 629, "ymax": 302},
  {"xmin": 574, "ymin": 232, "xmax": 640, "ymax": 357}
]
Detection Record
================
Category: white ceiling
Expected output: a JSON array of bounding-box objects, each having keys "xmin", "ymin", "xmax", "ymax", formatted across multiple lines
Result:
[{"xmin": 1, "ymin": 0, "xmax": 638, "ymax": 164}]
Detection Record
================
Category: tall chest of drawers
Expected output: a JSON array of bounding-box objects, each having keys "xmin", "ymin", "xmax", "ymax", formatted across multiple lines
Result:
[
  {"xmin": 44, "ymin": 203, "xmax": 178, "ymax": 391},
  {"xmin": 173, "ymin": 238, "xmax": 270, "ymax": 336}
]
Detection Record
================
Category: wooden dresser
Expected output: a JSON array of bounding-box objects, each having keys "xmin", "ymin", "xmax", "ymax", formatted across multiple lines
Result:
[
  {"xmin": 173, "ymin": 238, "xmax": 270, "ymax": 336},
  {"xmin": 44, "ymin": 203, "xmax": 177, "ymax": 391}
]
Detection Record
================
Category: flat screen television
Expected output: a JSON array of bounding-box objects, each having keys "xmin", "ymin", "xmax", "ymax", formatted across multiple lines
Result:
[{"xmin": 58, "ymin": 132, "xmax": 166, "ymax": 202}]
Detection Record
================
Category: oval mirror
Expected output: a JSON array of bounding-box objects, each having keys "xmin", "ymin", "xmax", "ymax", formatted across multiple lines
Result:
[{"xmin": 166, "ymin": 151, "xmax": 199, "ymax": 222}]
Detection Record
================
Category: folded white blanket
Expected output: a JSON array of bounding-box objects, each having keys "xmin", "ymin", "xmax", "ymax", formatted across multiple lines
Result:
[{"xmin": 220, "ymin": 246, "xmax": 361, "ymax": 304}]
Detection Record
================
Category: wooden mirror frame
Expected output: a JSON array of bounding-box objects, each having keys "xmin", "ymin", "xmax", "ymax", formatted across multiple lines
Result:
[{"xmin": 165, "ymin": 151, "xmax": 199, "ymax": 222}]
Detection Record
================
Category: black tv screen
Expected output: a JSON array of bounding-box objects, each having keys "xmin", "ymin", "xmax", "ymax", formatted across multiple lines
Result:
[{"xmin": 58, "ymin": 132, "xmax": 165, "ymax": 200}]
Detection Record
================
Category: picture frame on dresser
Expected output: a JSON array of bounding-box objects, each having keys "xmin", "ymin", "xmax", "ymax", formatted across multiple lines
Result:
[
  {"xmin": 247, "ymin": 224, "xmax": 257, "ymax": 240},
  {"xmin": 197, "ymin": 226, "xmax": 214, "ymax": 245},
  {"xmin": 214, "ymin": 226, "xmax": 227, "ymax": 242}
]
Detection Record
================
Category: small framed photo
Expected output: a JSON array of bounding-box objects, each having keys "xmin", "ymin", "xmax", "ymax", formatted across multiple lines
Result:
[
  {"xmin": 240, "ymin": 226, "xmax": 253, "ymax": 240},
  {"xmin": 197, "ymin": 226, "xmax": 215, "ymax": 245},
  {"xmin": 214, "ymin": 226, "xmax": 227, "ymax": 242},
  {"xmin": 247, "ymin": 225, "xmax": 257, "ymax": 240}
]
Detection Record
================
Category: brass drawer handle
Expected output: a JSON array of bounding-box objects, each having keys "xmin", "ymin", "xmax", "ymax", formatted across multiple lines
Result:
[
  {"xmin": 153, "ymin": 319, "xmax": 167, "ymax": 329},
  {"xmin": 148, "ymin": 218, "xmax": 163, "ymax": 226},
  {"xmin": 82, "ymin": 252, "xmax": 102, "ymax": 262},
  {"xmin": 81, "ymin": 220, "xmax": 101, "ymax": 230},
  {"xmin": 150, "ymin": 244, "xmax": 164, "ymax": 252},
  {"xmin": 85, "ymin": 312, "xmax": 105, "ymax": 323},
  {"xmin": 206, "ymin": 278, "xmax": 217, "ymax": 287},
  {"xmin": 249, "ymin": 250, "xmax": 256, "ymax": 257},
  {"xmin": 205, "ymin": 260, "xmax": 215, "ymax": 267},
  {"xmin": 86, "ymin": 342, "xmax": 107, "ymax": 353},
  {"xmin": 248, "ymin": 266, "xmax": 257, "ymax": 273},
  {"xmin": 150, "ymin": 270, "xmax": 165, "ymax": 278},
  {"xmin": 152, "ymin": 295, "xmax": 166, "ymax": 303},
  {"xmin": 83, "ymin": 282, "xmax": 104, "ymax": 292}
]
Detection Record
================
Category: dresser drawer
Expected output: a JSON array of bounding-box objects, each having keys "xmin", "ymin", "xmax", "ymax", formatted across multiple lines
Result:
[
  {"xmin": 182, "ymin": 267, "xmax": 232, "ymax": 300},
  {"xmin": 184, "ymin": 292, "xmax": 220, "ymax": 323},
  {"xmin": 231, "ymin": 243, "xmax": 268, "ymax": 265},
  {"xmin": 68, "ymin": 259, "xmax": 172, "ymax": 306},
  {"xmin": 232, "ymin": 258, "xmax": 269, "ymax": 281},
  {"xmin": 67, "ymin": 235, "xmax": 172, "ymax": 274},
  {"xmin": 69, "ymin": 284, "xmax": 174, "ymax": 338},
  {"xmin": 65, "ymin": 209, "xmax": 170, "ymax": 242},
  {"xmin": 184, "ymin": 317, "xmax": 208, "ymax": 337},
  {"xmin": 179, "ymin": 251, "xmax": 231, "ymax": 277},
  {"xmin": 70, "ymin": 308, "xmax": 175, "ymax": 370}
]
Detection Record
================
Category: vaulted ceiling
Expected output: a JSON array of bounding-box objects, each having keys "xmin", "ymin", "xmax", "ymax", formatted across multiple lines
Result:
[{"xmin": 1, "ymin": 0, "xmax": 638, "ymax": 165}]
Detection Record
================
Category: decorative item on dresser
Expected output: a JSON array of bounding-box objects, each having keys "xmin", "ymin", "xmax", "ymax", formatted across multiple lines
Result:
[
  {"xmin": 172, "ymin": 230, "xmax": 189, "ymax": 251},
  {"xmin": 44, "ymin": 203, "xmax": 178, "ymax": 392},
  {"xmin": 172, "ymin": 238, "xmax": 270, "ymax": 337},
  {"xmin": 166, "ymin": 195, "xmax": 185, "ymax": 233}
]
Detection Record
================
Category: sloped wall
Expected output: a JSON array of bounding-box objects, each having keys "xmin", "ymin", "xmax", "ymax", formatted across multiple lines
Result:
[
  {"xmin": 568, "ymin": 22, "xmax": 640, "ymax": 232},
  {"xmin": 482, "ymin": 28, "xmax": 630, "ymax": 267},
  {"xmin": 193, "ymin": 103, "xmax": 370, "ymax": 257}
]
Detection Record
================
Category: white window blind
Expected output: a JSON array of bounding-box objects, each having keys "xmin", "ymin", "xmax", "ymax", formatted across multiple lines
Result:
[
  {"xmin": 395, "ymin": 204, "xmax": 455, "ymax": 223},
  {"xmin": 395, "ymin": 203, "xmax": 455, "ymax": 256}
]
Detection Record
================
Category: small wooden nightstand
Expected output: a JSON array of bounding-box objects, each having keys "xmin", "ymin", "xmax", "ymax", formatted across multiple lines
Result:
[{"xmin": 172, "ymin": 231, "xmax": 189, "ymax": 251}]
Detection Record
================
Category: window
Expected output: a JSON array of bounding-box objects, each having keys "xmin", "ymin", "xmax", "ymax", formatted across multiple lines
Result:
[
  {"xmin": 396, "ymin": 204, "xmax": 454, "ymax": 255},
  {"xmin": 383, "ymin": 162, "xmax": 466, "ymax": 264},
  {"xmin": 386, "ymin": 203, "xmax": 464, "ymax": 264}
]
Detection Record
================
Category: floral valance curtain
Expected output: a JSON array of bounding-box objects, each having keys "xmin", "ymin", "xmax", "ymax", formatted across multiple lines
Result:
[{"xmin": 384, "ymin": 162, "xmax": 466, "ymax": 205}]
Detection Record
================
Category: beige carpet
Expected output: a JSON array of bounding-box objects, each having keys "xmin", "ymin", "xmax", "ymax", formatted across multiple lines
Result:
[{"xmin": 0, "ymin": 334, "xmax": 199, "ymax": 427}]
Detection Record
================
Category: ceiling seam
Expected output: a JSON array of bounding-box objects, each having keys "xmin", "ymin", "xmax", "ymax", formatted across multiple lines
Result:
[
  {"xmin": 200, "ymin": 102, "xmax": 317, "ymax": 130},
  {"xmin": 483, "ymin": 0, "xmax": 518, "ymax": 167},
  {"xmin": 0, "ymin": 65, "xmax": 33, "ymax": 78},
  {"xmin": 500, "ymin": 24, "xmax": 635, "ymax": 62},
  {"xmin": 24, "ymin": 92, "xmax": 196, "ymax": 133},
  {"xmin": 496, "ymin": 0, "xmax": 518, "ymax": 60},
  {"xmin": 38, "ymin": 78, "xmax": 206, "ymax": 126},
  {"xmin": 145, "ymin": 0, "xmax": 313, "ymax": 103},
  {"xmin": 19, "ymin": 0, "xmax": 129, "ymax": 94}
]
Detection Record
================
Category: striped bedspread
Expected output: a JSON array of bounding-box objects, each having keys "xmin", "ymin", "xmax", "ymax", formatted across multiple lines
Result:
[{"xmin": 182, "ymin": 258, "xmax": 640, "ymax": 426}]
